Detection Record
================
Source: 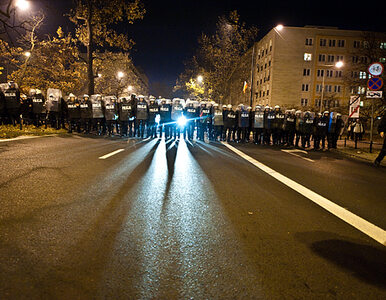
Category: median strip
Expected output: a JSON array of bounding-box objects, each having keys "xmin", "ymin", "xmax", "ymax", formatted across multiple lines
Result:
[
  {"xmin": 221, "ymin": 142, "xmax": 386, "ymax": 246},
  {"xmin": 98, "ymin": 149, "xmax": 125, "ymax": 160}
]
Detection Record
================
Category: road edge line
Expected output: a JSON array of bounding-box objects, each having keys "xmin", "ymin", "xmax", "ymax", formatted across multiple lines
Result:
[{"xmin": 221, "ymin": 142, "xmax": 386, "ymax": 246}]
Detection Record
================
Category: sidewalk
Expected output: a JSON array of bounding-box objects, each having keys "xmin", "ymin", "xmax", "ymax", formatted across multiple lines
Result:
[{"xmin": 335, "ymin": 138, "xmax": 385, "ymax": 166}]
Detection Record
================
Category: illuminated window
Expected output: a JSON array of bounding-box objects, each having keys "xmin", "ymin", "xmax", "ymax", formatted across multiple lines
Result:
[
  {"xmin": 380, "ymin": 57, "xmax": 386, "ymax": 63},
  {"xmin": 304, "ymin": 53, "xmax": 312, "ymax": 61},
  {"xmin": 359, "ymin": 71, "xmax": 367, "ymax": 79},
  {"xmin": 380, "ymin": 42, "xmax": 386, "ymax": 49}
]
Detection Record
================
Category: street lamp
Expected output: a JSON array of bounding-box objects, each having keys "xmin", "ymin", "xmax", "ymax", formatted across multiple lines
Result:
[
  {"xmin": 197, "ymin": 75, "xmax": 203, "ymax": 83},
  {"xmin": 117, "ymin": 71, "xmax": 124, "ymax": 79},
  {"xmin": 24, "ymin": 51, "xmax": 31, "ymax": 57},
  {"xmin": 97, "ymin": 73, "xmax": 102, "ymax": 78},
  {"xmin": 15, "ymin": 0, "xmax": 30, "ymax": 10},
  {"xmin": 319, "ymin": 61, "xmax": 344, "ymax": 112},
  {"xmin": 127, "ymin": 85, "xmax": 133, "ymax": 92}
]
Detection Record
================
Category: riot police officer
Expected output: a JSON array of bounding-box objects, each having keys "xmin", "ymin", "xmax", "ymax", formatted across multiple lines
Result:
[
  {"xmin": 104, "ymin": 96, "xmax": 118, "ymax": 136},
  {"xmin": 134, "ymin": 95, "xmax": 149, "ymax": 138},
  {"xmin": 159, "ymin": 99, "xmax": 172, "ymax": 139},
  {"xmin": 128, "ymin": 94, "xmax": 136, "ymax": 137},
  {"xmin": 212, "ymin": 103, "xmax": 224, "ymax": 141},
  {"xmin": 66, "ymin": 94, "xmax": 80, "ymax": 133},
  {"xmin": 199, "ymin": 102, "xmax": 212, "ymax": 141},
  {"xmin": 294, "ymin": 110, "xmax": 303, "ymax": 148},
  {"xmin": 20, "ymin": 94, "xmax": 33, "ymax": 125},
  {"xmin": 91, "ymin": 94, "xmax": 105, "ymax": 135},
  {"xmin": 238, "ymin": 104, "xmax": 250, "ymax": 143},
  {"xmin": 118, "ymin": 97, "xmax": 130, "ymax": 137},
  {"xmin": 263, "ymin": 106, "xmax": 274, "ymax": 145},
  {"xmin": 148, "ymin": 96, "xmax": 159, "ymax": 138},
  {"xmin": 302, "ymin": 111, "xmax": 314, "ymax": 148},
  {"xmin": 253, "ymin": 105, "xmax": 264, "ymax": 144},
  {"xmin": 332, "ymin": 113, "xmax": 344, "ymax": 149},
  {"xmin": 283, "ymin": 109, "xmax": 296, "ymax": 146},
  {"xmin": 46, "ymin": 89, "xmax": 62, "ymax": 130},
  {"xmin": 314, "ymin": 111, "xmax": 329, "ymax": 150},
  {"xmin": 184, "ymin": 100, "xmax": 198, "ymax": 140},
  {"xmin": 4, "ymin": 81, "xmax": 21, "ymax": 125},
  {"xmin": 273, "ymin": 105, "xmax": 285, "ymax": 145},
  {"xmin": 224, "ymin": 104, "xmax": 237, "ymax": 142},
  {"xmin": 31, "ymin": 89, "xmax": 46, "ymax": 127},
  {"xmin": 80, "ymin": 94, "xmax": 92, "ymax": 133}
]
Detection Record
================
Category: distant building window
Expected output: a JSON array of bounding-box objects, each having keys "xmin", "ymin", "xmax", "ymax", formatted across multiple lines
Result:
[
  {"xmin": 305, "ymin": 38, "xmax": 313, "ymax": 46},
  {"xmin": 326, "ymin": 70, "xmax": 333, "ymax": 77},
  {"xmin": 351, "ymin": 71, "xmax": 358, "ymax": 78},
  {"xmin": 352, "ymin": 56, "xmax": 359, "ymax": 63},
  {"xmin": 336, "ymin": 55, "xmax": 344, "ymax": 62},
  {"xmin": 325, "ymin": 85, "xmax": 332, "ymax": 92},
  {"xmin": 328, "ymin": 55, "xmax": 335, "ymax": 63},
  {"xmin": 329, "ymin": 39, "xmax": 336, "ymax": 47},
  {"xmin": 317, "ymin": 69, "xmax": 324, "ymax": 77},
  {"xmin": 301, "ymin": 98, "xmax": 308, "ymax": 106},
  {"xmin": 360, "ymin": 56, "xmax": 368, "ymax": 64},
  {"xmin": 318, "ymin": 54, "xmax": 326, "ymax": 62},
  {"xmin": 315, "ymin": 99, "xmax": 321, "ymax": 107},
  {"xmin": 338, "ymin": 40, "xmax": 345, "ymax": 47},
  {"xmin": 267, "ymin": 90, "xmax": 270, "ymax": 96},
  {"xmin": 304, "ymin": 53, "xmax": 312, "ymax": 61},
  {"xmin": 268, "ymin": 60, "xmax": 271, "ymax": 66},
  {"xmin": 334, "ymin": 85, "xmax": 341, "ymax": 93},
  {"xmin": 380, "ymin": 42, "xmax": 386, "ymax": 49},
  {"xmin": 353, "ymin": 40, "xmax": 361, "ymax": 48},
  {"xmin": 320, "ymin": 39, "xmax": 327, "ymax": 47},
  {"xmin": 303, "ymin": 68, "xmax": 310, "ymax": 76},
  {"xmin": 359, "ymin": 71, "xmax": 367, "ymax": 79},
  {"xmin": 335, "ymin": 70, "xmax": 343, "ymax": 77},
  {"xmin": 316, "ymin": 84, "xmax": 323, "ymax": 92},
  {"xmin": 358, "ymin": 86, "xmax": 365, "ymax": 94},
  {"xmin": 302, "ymin": 84, "xmax": 309, "ymax": 92}
]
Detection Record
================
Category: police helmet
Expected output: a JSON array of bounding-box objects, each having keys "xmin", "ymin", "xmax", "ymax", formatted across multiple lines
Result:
[
  {"xmin": 227, "ymin": 104, "xmax": 232, "ymax": 109},
  {"xmin": 295, "ymin": 110, "xmax": 302, "ymax": 115},
  {"xmin": 323, "ymin": 110, "xmax": 329, "ymax": 115},
  {"xmin": 274, "ymin": 105, "xmax": 280, "ymax": 109}
]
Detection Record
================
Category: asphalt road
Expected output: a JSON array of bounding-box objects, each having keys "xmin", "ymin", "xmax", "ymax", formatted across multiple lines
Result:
[{"xmin": 0, "ymin": 134, "xmax": 385, "ymax": 299}]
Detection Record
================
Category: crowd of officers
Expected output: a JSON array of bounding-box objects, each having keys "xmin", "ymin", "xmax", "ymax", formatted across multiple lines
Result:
[{"xmin": 0, "ymin": 82, "xmax": 345, "ymax": 150}]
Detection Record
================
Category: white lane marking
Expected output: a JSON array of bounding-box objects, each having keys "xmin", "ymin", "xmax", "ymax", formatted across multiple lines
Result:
[
  {"xmin": 281, "ymin": 149, "xmax": 315, "ymax": 162},
  {"xmin": 0, "ymin": 134, "xmax": 56, "ymax": 143},
  {"xmin": 221, "ymin": 142, "xmax": 386, "ymax": 246},
  {"xmin": 98, "ymin": 149, "xmax": 125, "ymax": 160}
]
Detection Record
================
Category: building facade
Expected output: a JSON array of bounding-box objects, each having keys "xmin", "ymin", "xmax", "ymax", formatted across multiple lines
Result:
[{"xmin": 251, "ymin": 25, "xmax": 384, "ymax": 110}]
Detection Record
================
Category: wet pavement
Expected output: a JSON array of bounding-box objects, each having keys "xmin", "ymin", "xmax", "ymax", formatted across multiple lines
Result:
[{"xmin": 0, "ymin": 135, "xmax": 385, "ymax": 299}]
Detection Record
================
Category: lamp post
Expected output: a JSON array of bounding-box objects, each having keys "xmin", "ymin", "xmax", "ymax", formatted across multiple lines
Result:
[{"xmin": 319, "ymin": 61, "xmax": 344, "ymax": 113}]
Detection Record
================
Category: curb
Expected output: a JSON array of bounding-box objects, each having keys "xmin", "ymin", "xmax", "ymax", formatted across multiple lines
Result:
[{"xmin": 333, "ymin": 148, "xmax": 385, "ymax": 166}]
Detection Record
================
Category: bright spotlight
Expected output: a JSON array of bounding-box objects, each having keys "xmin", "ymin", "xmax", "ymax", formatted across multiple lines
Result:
[
  {"xmin": 197, "ymin": 75, "xmax": 203, "ymax": 83},
  {"xmin": 275, "ymin": 24, "xmax": 284, "ymax": 31},
  {"xmin": 117, "ymin": 71, "xmax": 124, "ymax": 79},
  {"xmin": 24, "ymin": 51, "xmax": 31, "ymax": 57},
  {"xmin": 177, "ymin": 115, "xmax": 187, "ymax": 127}
]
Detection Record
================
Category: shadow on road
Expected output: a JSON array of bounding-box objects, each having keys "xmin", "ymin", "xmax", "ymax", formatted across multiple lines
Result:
[{"xmin": 295, "ymin": 231, "xmax": 386, "ymax": 288}]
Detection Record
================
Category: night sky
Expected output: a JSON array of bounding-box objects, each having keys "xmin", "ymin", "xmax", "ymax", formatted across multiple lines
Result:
[{"xmin": 38, "ymin": 0, "xmax": 386, "ymax": 94}]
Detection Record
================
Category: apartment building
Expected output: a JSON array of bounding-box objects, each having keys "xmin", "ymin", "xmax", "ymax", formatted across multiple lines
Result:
[{"xmin": 252, "ymin": 25, "xmax": 384, "ymax": 109}]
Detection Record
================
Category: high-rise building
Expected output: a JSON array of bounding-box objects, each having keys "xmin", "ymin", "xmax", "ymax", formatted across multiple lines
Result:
[{"xmin": 250, "ymin": 25, "xmax": 385, "ymax": 110}]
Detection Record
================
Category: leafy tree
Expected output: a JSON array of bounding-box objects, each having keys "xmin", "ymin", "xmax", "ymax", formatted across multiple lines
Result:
[
  {"xmin": 69, "ymin": 0, "xmax": 145, "ymax": 95},
  {"xmin": 176, "ymin": 11, "xmax": 258, "ymax": 102}
]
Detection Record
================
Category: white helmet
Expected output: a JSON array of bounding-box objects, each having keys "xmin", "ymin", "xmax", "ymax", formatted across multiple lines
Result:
[
  {"xmin": 227, "ymin": 104, "xmax": 232, "ymax": 109},
  {"xmin": 274, "ymin": 105, "xmax": 280, "ymax": 109},
  {"xmin": 68, "ymin": 93, "xmax": 76, "ymax": 99},
  {"xmin": 295, "ymin": 110, "xmax": 302, "ymax": 115}
]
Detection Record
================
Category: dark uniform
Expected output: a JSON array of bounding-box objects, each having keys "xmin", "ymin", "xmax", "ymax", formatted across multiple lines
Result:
[
  {"xmin": 46, "ymin": 90, "xmax": 62, "ymax": 130},
  {"xmin": 31, "ymin": 91, "xmax": 46, "ymax": 127},
  {"xmin": 0, "ymin": 90, "xmax": 5, "ymax": 125},
  {"xmin": 302, "ymin": 112, "xmax": 314, "ymax": 148},
  {"xmin": 199, "ymin": 103, "xmax": 211, "ymax": 141},
  {"xmin": 80, "ymin": 95, "xmax": 92, "ymax": 133},
  {"xmin": 294, "ymin": 111, "xmax": 303, "ymax": 148},
  {"xmin": 238, "ymin": 106, "xmax": 250, "ymax": 143},
  {"xmin": 283, "ymin": 110, "xmax": 296, "ymax": 146},
  {"xmin": 91, "ymin": 95, "xmax": 105, "ymax": 135},
  {"xmin": 159, "ymin": 100, "xmax": 172, "ymax": 139},
  {"xmin": 118, "ymin": 98, "xmax": 130, "ymax": 137},
  {"xmin": 148, "ymin": 98, "xmax": 159, "ymax": 138},
  {"xmin": 185, "ymin": 102, "xmax": 198, "ymax": 140},
  {"xmin": 224, "ymin": 107, "xmax": 237, "ymax": 142},
  {"xmin": 134, "ymin": 96, "xmax": 149, "ymax": 138},
  {"xmin": 212, "ymin": 105, "xmax": 224, "ymax": 141},
  {"xmin": 273, "ymin": 107, "xmax": 285, "ymax": 145},
  {"xmin": 66, "ymin": 94, "xmax": 81, "ymax": 133},
  {"xmin": 253, "ymin": 106, "xmax": 264, "ymax": 144},
  {"xmin": 374, "ymin": 114, "xmax": 386, "ymax": 166},
  {"xmin": 104, "ymin": 96, "xmax": 118, "ymax": 136},
  {"xmin": 264, "ymin": 107, "xmax": 274, "ymax": 145},
  {"xmin": 314, "ymin": 112, "xmax": 328, "ymax": 150},
  {"xmin": 4, "ymin": 83, "xmax": 21, "ymax": 125},
  {"xmin": 171, "ymin": 99, "xmax": 184, "ymax": 139}
]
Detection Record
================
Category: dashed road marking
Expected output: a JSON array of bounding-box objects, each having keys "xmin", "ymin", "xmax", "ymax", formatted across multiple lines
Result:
[
  {"xmin": 99, "ymin": 149, "xmax": 125, "ymax": 160},
  {"xmin": 281, "ymin": 149, "xmax": 315, "ymax": 162},
  {"xmin": 221, "ymin": 142, "xmax": 386, "ymax": 246}
]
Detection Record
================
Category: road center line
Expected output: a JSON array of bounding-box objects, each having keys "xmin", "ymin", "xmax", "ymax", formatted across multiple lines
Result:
[
  {"xmin": 221, "ymin": 142, "xmax": 386, "ymax": 246},
  {"xmin": 281, "ymin": 149, "xmax": 315, "ymax": 162},
  {"xmin": 98, "ymin": 149, "xmax": 125, "ymax": 160}
]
